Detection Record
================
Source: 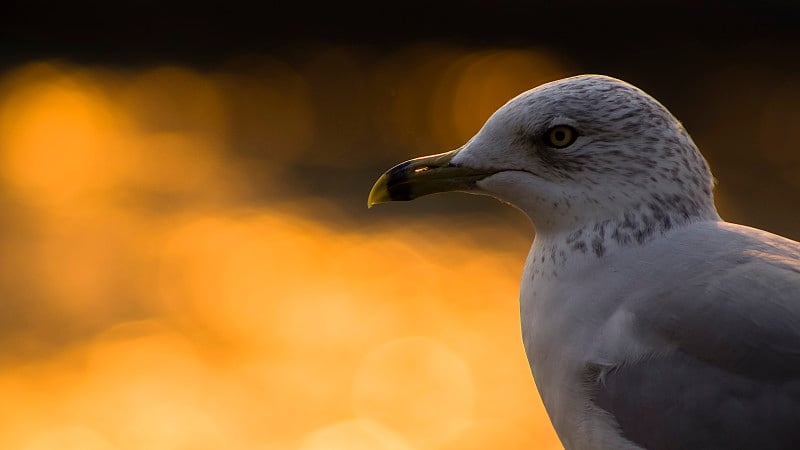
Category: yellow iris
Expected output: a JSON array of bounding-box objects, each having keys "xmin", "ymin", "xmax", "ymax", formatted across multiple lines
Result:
[{"xmin": 546, "ymin": 125, "xmax": 577, "ymax": 148}]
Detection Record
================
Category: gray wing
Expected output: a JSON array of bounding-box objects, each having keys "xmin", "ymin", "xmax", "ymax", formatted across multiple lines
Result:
[{"xmin": 593, "ymin": 232, "xmax": 800, "ymax": 450}]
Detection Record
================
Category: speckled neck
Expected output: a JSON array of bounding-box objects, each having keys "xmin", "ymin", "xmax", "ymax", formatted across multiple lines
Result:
[{"xmin": 528, "ymin": 202, "xmax": 721, "ymax": 281}]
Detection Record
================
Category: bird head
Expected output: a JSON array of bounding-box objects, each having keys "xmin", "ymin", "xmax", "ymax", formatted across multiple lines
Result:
[{"xmin": 369, "ymin": 75, "xmax": 719, "ymax": 235}]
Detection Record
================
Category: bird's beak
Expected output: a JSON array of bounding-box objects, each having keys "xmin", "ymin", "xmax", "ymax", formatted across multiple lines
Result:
[{"xmin": 368, "ymin": 148, "xmax": 495, "ymax": 207}]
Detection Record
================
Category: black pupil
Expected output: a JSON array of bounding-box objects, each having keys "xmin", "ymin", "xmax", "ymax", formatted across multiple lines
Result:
[{"xmin": 554, "ymin": 130, "xmax": 566, "ymax": 142}]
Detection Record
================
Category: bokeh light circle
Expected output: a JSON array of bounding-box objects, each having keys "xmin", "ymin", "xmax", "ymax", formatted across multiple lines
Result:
[{"xmin": 352, "ymin": 336, "xmax": 474, "ymax": 448}]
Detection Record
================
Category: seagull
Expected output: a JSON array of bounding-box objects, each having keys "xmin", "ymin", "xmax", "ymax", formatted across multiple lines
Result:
[{"xmin": 368, "ymin": 75, "xmax": 800, "ymax": 450}]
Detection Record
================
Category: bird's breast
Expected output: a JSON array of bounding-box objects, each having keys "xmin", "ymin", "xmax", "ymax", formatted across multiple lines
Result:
[{"xmin": 520, "ymin": 239, "xmax": 646, "ymax": 449}]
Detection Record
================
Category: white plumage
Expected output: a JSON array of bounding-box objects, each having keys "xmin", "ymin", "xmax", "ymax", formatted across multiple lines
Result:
[{"xmin": 370, "ymin": 75, "xmax": 800, "ymax": 449}]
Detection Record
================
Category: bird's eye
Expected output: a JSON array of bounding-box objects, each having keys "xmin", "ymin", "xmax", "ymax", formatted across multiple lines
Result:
[{"xmin": 545, "ymin": 125, "xmax": 577, "ymax": 148}]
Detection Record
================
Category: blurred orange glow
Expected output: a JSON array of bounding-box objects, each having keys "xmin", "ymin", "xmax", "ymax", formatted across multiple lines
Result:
[
  {"xmin": 0, "ymin": 53, "xmax": 562, "ymax": 449},
  {"xmin": 433, "ymin": 49, "xmax": 569, "ymax": 147},
  {"xmin": 0, "ymin": 64, "xmax": 127, "ymax": 209},
  {"xmin": 374, "ymin": 46, "xmax": 572, "ymax": 156},
  {"xmin": 299, "ymin": 419, "xmax": 414, "ymax": 450},
  {"xmin": 352, "ymin": 337, "xmax": 473, "ymax": 448}
]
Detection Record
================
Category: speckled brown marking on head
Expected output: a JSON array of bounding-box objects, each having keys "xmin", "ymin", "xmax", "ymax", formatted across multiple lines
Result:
[
  {"xmin": 591, "ymin": 238, "xmax": 605, "ymax": 257},
  {"xmin": 571, "ymin": 241, "xmax": 588, "ymax": 253},
  {"xmin": 566, "ymin": 228, "xmax": 584, "ymax": 244}
]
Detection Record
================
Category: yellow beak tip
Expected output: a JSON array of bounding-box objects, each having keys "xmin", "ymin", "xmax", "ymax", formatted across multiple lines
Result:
[
  {"xmin": 367, "ymin": 173, "xmax": 391, "ymax": 208},
  {"xmin": 367, "ymin": 193, "xmax": 389, "ymax": 208}
]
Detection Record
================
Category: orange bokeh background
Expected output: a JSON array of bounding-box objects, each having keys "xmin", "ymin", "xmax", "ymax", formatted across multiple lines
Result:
[
  {"xmin": 0, "ymin": 43, "xmax": 798, "ymax": 450},
  {"xmin": 0, "ymin": 51, "xmax": 565, "ymax": 449}
]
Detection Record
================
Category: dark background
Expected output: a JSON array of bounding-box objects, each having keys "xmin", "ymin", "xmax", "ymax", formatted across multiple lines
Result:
[{"xmin": 3, "ymin": 1, "xmax": 800, "ymax": 67}]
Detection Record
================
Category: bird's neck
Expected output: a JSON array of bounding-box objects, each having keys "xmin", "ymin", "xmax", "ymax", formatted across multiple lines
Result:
[{"xmin": 532, "ymin": 201, "xmax": 721, "ymax": 260}]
